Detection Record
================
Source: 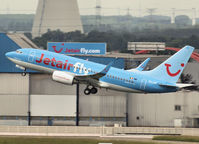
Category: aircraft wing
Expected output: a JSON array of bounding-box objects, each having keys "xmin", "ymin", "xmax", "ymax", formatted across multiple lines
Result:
[
  {"xmin": 127, "ymin": 58, "xmax": 150, "ymax": 72},
  {"xmin": 74, "ymin": 58, "xmax": 117, "ymax": 85}
]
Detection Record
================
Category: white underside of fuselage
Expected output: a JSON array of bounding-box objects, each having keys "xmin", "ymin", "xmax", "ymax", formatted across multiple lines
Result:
[
  {"xmin": 98, "ymin": 81, "xmax": 142, "ymax": 93},
  {"xmin": 8, "ymin": 57, "xmax": 143, "ymax": 93}
]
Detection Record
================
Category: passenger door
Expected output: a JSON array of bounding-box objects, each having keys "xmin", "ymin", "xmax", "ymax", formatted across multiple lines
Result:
[
  {"xmin": 140, "ymin": 79, "xmax": 147, "ymax": 90},
  {"xmin": 28, "ymin": 50, "xmax": 35, "ymax": 62}
]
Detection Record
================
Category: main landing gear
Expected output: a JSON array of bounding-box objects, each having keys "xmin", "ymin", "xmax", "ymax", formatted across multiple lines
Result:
[{"xmin": 84, "ymin": 86, "xmax": 98, "ymax": 95}]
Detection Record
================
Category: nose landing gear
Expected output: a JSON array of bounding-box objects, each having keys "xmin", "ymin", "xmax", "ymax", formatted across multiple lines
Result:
[
  {"xmin": 16, "ymin": 65, "xmax": 27, "ymax": 76},
  {"xmin": 21, "ymin": 68, "xmax": 27, "ymax": 76},
  {"xmin": 84, "ymin": 86, "xmax": 98, "ymax": 95}
]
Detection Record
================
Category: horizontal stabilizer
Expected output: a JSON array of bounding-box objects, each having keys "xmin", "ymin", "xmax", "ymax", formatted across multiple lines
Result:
[
  {"xmin": 158, "ymin": 83, "xmax": 177, "ymax": 88},
  {"xmin": 159, "ymin": 83, "xmax": 194, "ymax": 88},
  {"xmin": 176, "ymin": 83, "xmax": 195, "ymax": 88}
]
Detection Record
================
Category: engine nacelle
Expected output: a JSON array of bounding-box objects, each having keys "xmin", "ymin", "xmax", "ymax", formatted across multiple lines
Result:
[{"xmin": 52, "ymin": 71, "xmax": 74, "ymax": 85}]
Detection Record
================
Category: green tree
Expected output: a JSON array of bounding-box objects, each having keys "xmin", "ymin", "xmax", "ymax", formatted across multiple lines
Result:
[{"xmin": 175, "ymin": 15, "xmax": 191, "ymax": 26}]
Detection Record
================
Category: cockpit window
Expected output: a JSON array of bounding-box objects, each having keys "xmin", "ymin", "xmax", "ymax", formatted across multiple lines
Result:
[{"xmin": 16, "ymin": 50, "xmax": 23, "ymax": 54}]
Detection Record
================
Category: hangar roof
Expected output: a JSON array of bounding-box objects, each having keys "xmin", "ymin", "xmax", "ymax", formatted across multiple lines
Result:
[{"xmin": 7, "ymin": 33, "xmax": 39, "ymax": 49}]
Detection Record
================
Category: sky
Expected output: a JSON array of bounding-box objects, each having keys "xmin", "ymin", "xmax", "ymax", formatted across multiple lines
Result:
[{"xmin": 0, "ymin": 0, "xmax": 198, "ymax": 17}]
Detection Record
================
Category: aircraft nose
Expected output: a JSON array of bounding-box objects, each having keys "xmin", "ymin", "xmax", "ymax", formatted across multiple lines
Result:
[
  {"xmin": 5, "ymin": 51, "xmax": 15, "ymax": 58},
  {"xmin": 5, "ymin": 52, "xmax": 11, "ymax": 57}
]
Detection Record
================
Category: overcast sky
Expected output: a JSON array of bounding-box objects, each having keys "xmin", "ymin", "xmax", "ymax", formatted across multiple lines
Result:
[{"xmin": 0, "ymin": 0, "xmax": 198, "ymax": 16}]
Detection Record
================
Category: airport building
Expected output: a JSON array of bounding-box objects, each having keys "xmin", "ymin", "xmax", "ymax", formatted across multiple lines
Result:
[{"xmin": 0, "ymin": 33, "xmax": 199, "ymax": 128}]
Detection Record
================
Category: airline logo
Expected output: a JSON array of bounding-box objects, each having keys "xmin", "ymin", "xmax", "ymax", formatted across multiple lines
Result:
[
  {"xmin": 36, "ymin": 53, "xmax": 91, "ymax": 74},
  {"xmin": 36, "ymin": 53, "xmax": 73, "ymax": 70},
  {"xmin": 165, "ymin": 63, "xmax": 184, "ymax": 77},
  {"xmin": 48, "ymin": 42, "xmax": 106, "ymax": 55}
]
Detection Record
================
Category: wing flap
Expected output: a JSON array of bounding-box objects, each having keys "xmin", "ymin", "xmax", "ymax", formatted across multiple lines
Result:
[{"xmin": 75, "ymin": 58, "xmax": 117, "ymax": 83}]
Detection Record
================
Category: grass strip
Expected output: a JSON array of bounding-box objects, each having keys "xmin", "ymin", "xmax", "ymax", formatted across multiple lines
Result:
[
  {"xmin": 153, "ymin": 135, "xmax": 199, "ymax": 142},
  {"xmin": 0, "ymin": 136, "xmax": 159, "ymax": 144}
]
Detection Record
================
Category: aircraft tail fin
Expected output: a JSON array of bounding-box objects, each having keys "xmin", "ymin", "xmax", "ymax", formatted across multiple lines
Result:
[{"xmin": 148, "ymin": 45, "xmax": 194, "ymax": 83}]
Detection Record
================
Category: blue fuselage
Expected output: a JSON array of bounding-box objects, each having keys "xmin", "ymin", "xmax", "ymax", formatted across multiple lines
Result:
[{"xmin": 6, "ymin": 48, "xmax": 178, "ymax": 93}]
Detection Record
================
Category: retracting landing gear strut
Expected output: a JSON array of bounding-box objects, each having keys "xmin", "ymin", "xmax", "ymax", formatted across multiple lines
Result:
[{"xmin": 84, "ymin": 85, "xmax": 98, "ymax": 95}]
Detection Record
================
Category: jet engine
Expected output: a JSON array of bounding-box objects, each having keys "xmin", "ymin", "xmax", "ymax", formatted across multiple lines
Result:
[{"xmin": 52, "ymin": 71, "xmax": 74, "ymax": 85}]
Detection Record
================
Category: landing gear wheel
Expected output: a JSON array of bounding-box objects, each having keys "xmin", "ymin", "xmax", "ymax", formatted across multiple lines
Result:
[
  {"xmin": 22, "ymin": 72, "xmax": 26, "ymax": 76},
  {"xmin": 21, "ymin": 69, "xmax": 27, "ymax": 76},
  {"xmin": 84, "ymin": 88, "xmax": 91, "ymax": 95},
  {"xmin": 90, "ymin": 87, "xmax": 98, "ymax": 94}
]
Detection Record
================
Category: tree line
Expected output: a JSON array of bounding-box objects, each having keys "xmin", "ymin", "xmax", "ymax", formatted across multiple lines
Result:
[{"xmin": 30, "ymin": 28, "xmax": 199, "ymax": 52}]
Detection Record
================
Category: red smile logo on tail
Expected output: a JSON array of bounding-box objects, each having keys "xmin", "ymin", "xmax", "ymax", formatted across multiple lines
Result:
[{"xmin": 165, "ymin": 63, "xmax": 184, "ymax": 77}]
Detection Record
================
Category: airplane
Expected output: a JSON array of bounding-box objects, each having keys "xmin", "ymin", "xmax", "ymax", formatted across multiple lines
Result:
[{"xmin": 5, "ymin": 45, "xmax": 194, "ymax": 95}]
